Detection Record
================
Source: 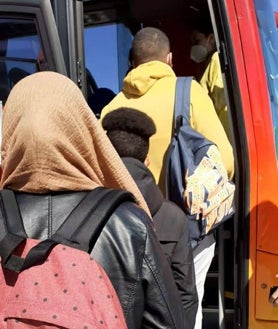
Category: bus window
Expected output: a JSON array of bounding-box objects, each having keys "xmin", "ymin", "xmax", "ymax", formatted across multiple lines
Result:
[
  {"xmin": 254, "ymin": 0, "xmax": 278, "ymax": 157},
  {"xmin": 0, "ymin": 17, "xmax": 45, "ymax": 103}
]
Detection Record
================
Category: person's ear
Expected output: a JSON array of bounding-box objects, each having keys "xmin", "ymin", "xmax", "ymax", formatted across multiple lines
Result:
[
  {"xmin": 166, "ymin": 52, "xmax": 173, "ymax": 67},
  {"xmin": 144, "ymin": 155, "xmax": 150, "ymax": 167},
  {"xmin": 208, "ymin": 33, "xmax": 216, "ymax": 51}
]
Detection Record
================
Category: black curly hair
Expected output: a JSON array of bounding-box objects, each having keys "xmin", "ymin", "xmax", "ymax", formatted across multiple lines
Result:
[{"xmin": 102, "ymin": 107, "xmax": 156, "ymax": 163}]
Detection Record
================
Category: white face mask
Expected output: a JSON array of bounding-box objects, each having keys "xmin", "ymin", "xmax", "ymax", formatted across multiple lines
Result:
[{"xmin": 190, "ymin": 44, "xmax": 208, "ymax": 63}]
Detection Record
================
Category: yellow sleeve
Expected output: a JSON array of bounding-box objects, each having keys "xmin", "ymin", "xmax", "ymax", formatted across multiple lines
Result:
[
  {"xmin": 200, "ymin": 53, "xmax": 231, "ymax": 141},
  {"xmin": 189, "ymin": 79, "xmax": 234, "ymax": 179},
  {"xmin": 100, "ymin": 92, "xmax": 128, "ymax": 122},
  {"xmin": 100, "ymin": 102, "xmax": 114, "ymax": 122}
]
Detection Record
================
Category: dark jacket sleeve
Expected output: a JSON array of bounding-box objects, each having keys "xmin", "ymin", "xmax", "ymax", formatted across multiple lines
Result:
[
  {"xmin": 141, "ymin": 212, "xmax": 188, "ymax": 329},
  {"xmin": 154, "ymin": 200, "xmax": 198, "ymax": 329},
  {"xmin": 91, "ymin": 202, "xmax": 187, "ymax": 329}
]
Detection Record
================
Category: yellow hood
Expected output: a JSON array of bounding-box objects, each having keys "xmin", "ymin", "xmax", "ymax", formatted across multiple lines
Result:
[{"xmin": 123, "ymin": 61, "xmax": 175, "ymax": 96}]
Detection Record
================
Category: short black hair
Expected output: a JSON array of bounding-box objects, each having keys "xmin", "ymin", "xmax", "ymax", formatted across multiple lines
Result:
[
  {"xmin": 131, "ymin": 27, "xmax": 170, "ymax": 67},
  {"xmin": 102, "ymin": 107, "xmax": 156, "ymax": 163}
]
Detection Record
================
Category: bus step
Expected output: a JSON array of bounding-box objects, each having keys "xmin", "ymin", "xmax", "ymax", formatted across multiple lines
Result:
[{"xmin": 202, "ymin": 308, "xmax": 234, "ymax": 329}]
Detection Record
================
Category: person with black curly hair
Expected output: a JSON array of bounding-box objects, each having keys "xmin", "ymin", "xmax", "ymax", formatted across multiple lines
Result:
[{"xmin": 102, "ymin": 107, "xmax": 198, "ymax": 329}]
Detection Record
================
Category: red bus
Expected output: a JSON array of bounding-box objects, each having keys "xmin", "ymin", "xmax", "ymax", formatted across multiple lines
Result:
[{"xmin": 0, "ymin": 0, "xmax": 277, "ymax": 328}]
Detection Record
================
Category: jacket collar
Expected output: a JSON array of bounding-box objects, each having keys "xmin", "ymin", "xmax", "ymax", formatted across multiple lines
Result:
[{"xmin": 122, "ymin": 157, "xmax": 164, "ymax": 217}]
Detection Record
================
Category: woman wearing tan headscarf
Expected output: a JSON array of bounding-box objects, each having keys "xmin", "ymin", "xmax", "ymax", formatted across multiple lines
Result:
[
  {"xmin": 0, "ymin": 72, "xmax": 187, "ymax": 329},
  {"xmin": 0, "ymin": 71, "xmax": 148, "ymax": 208}
]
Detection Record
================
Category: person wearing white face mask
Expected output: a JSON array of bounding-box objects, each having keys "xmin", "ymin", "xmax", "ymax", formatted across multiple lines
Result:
[
  {"xmin": 188, "ymin": 18, "xmax": 233, "ymax": 329},
  {"xmin": 190, "ymin": 18, "xmax": 232, "ymax": 142},
  {"xmin": 190, "ymin": 34, "xmax": 215, "ymax": 64}
]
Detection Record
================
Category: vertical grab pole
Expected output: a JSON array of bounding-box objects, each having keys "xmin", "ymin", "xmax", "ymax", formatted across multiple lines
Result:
[{"xmin": 218, "ymin": 225, "xmax": 226, "ymax": 329}]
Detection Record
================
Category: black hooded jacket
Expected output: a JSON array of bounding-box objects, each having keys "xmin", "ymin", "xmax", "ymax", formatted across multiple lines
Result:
[{"xmin": 123, "ymin": 157, "xmax": 198, "ymax": 329}]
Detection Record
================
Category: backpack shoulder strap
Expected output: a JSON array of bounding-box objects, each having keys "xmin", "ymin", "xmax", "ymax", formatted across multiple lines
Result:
[
  {"xmin": 0, "ymin": 187, "xmax": 135, "ymax": 272},
  {"xmin": 53, "ymin": 187, "xmax": 135, "ymax": 252},
  {"xmin": 164, "ymin": 76, "xmax": 193, "ymax": 198},
  {"xmin": 174, "ymin": 76, "xmax": 193, "ymax": 125},
  {"xmin": 0, "ymin": 189, "xmax": 28, "ymax": 265}
]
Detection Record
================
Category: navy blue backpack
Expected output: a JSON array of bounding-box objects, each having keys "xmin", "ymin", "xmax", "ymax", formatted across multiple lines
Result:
[{"xmin": 165, "ymin": 77, "xmax": 235, "ymax": 237}]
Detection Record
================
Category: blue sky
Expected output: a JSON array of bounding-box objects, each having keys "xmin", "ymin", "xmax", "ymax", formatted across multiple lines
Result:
[{"xmin": 84, "ymin": 24, "xmax": 132, "ymax": 94}]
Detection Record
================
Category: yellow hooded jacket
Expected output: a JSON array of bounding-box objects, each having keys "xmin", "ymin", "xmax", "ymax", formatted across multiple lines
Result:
[{"xmin": 101, "ymin": 61, "xmax": 234, "ymax": 191}]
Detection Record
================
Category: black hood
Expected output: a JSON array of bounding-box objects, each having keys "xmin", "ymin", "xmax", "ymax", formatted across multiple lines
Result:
[{"xmin": 122, "ymin": 157, "xmax": 164, "ymax": 217}]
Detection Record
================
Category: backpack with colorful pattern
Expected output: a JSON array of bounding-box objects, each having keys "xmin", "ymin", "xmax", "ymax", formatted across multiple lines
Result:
[
  {"xmin": 0, "ymin": 187, "xmax": 133, "ymax": 329},
  {"xmin": 165, "ymin": 77, "xmax": 235, "ymax": 238}
]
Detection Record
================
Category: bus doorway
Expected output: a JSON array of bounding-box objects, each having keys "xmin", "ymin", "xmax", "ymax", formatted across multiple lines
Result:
[{"xmin": 0, "ymin": 1, "xmax": 278, "ymax": 328}]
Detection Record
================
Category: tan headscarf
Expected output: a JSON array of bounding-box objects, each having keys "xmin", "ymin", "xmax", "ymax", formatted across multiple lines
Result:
[{"xmin": 0, "ymin": 71, "xmax": 150, "ymax": 216}]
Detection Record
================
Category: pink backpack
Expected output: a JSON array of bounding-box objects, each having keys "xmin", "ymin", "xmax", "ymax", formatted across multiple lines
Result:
[{"xmin": 0, "ymin": 187, "xmax": 134, "ymax": 329}]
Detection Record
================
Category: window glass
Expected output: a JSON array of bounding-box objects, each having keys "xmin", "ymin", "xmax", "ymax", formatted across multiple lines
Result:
[
  {"xmin": 7, "ymin": 35, "xmax": 40, "ymax": 60},
  {"xmin": 0, "ymin": 17, "xmax": 43, "ymax": 102},
  {"xmin": 254, "ymin": 0, "xmax": 278, "ymax": 157}
]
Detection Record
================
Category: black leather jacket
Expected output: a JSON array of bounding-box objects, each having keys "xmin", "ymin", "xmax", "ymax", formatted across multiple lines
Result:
[{"xmin": 12, "ymin": 191, "xmax": 187, "ymax": 329}]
